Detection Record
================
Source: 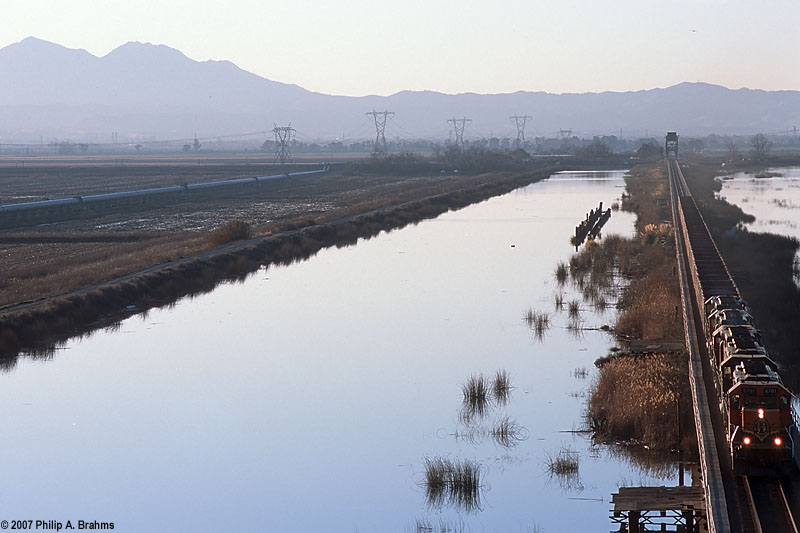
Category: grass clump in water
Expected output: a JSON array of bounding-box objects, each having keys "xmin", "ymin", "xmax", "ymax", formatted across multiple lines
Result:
[
  {"xmin": 554, "ymin": 292, "xmax": 564, "ymax": 311},
  {"xmin": 567, "ymin": 299, "xmax": 581, "ymax": 319},
  {"xmin": 490, "ymin": 416, "xmax": 527, "ymax": 448},
  {"xmin": 524, "ymin": 308, "xmax": 550, "ymax": 340},
  {"xmin": 555, "ymin": 261, "xmax": 569, "ymax": 285},
  {"xmin": 423, "ymin": 457, "xmax": 482, "ymax": 512},
  {"xmin": 545, "ymin": 446, "xmax": 580, "ymax": 476},
  {"xmin": 460, "ymin": 374, "xmax": 490, "ymax": 422},
  {"xmin": 492, "ymin": 369, "xmax": 511, "ymax": 404}
]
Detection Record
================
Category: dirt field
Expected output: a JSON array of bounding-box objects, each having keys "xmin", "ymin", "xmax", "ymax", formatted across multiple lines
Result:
[{"xmin": 0, "ymin": 157, "xmax": 553, "ymax": 309}]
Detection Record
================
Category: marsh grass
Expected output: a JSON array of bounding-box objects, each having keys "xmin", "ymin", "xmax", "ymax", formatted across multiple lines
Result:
[
  {"xmin": 571, "ymin": 367, "xmax": 588, "ymax": 379},
  {"xmin": 492, "ymin": 369, "xmax": 512, "ymax": 404},
  {"xmin": 524, "ymin": 308, "xmax": 550, "ymax": 341},
  {"xmin": 460, "ymin": 374, "xmax": 490, "ymax": 422},
  {"xmin": 555, "ymin": 261, "xmax": 569, "ymax": 285},
  {"xmin": 545, "ymin": 446, "xmax": 580, "ymax": 476},
  {"xmin": 423, "ymin": 457, "xmax": 482, "ymax": 512},
  {"xmin": 567, "ymin": 299, "xmax": 581, "ymax": 319},
  {"xmin": 490, "ymin": 416, "xmax": 527, "ymax": 448},
  {"xmin": 554, "ymin": 292, "xmax": 564, "ymax": 311},
  {"xmin": 208, "ymin": 220, "xmax": 252, "ymax": 247},
  {"xmin": 565, "ymin": 319, "xmax": 585, "ymax": 339},
  {"xmin": 587, "ymin": 353, "xmax": 690, "ymax": 449},
  {"xmin": 544, "ymin": 445, "xmax": 583, "ymax": 491}
]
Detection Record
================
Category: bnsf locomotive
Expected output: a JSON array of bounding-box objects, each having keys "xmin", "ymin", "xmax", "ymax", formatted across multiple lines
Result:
[{"xmin": 705, "ymin": 295, "xmax": 795, "ymax": 475}]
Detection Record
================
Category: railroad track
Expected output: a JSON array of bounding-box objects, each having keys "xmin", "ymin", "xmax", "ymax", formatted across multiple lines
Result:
[
  {"xmin": 744, "ymin": 476, "xmax": 798, "ymax": 533},
  {"xmin": 669, "ymin": 157, "xmax": 800, "ymax": 532}
]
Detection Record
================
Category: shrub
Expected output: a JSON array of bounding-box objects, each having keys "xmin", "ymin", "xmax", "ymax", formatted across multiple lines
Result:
[{"xmin": 209, "ymin": 220, "xmax": 252, "ymax": 247}]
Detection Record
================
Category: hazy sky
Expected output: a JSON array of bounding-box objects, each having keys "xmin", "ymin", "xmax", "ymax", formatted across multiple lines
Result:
[{"xmin": 1, "ymin": 0, "xmax": 798, "ymax": 96}]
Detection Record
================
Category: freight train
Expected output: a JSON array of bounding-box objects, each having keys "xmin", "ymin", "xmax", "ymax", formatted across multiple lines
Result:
[
  {"xmin": 674, "ymin": 159, "xmax": 796, "ymax": 476},
  {"xmin": 704, "ymin": 295, "xmax": 794, "ymax": 475}
]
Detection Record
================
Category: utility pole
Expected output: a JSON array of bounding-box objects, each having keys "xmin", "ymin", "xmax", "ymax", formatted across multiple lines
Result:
[
  {"xmin": 273, "ymin": 123, "xmax": 296, "ymax": 166},
  {"xmin": 509, "ymin": 114, "xmax": 532, "ymax": 145},
  {"xmin": 366, "ymin": 109, "xmax": 394, "ymax": 154},
  {"xmin": 447, "ymin": 117, "xmax": 472, "ymax": 149}
]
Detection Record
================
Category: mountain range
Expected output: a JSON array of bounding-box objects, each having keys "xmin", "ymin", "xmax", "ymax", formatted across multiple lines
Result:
[{"xmin": 1, "ymin": 36, "xmax": 799, "ymax": 143}]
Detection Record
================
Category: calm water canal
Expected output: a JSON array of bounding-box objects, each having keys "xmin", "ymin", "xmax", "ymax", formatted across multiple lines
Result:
[
  {"xmin": 717, "ymin": 166, "xmax": 800, "ymax": 276},
  {"xmin": 1, "ymin": 171, "xmax": 680, "ymax": 532}
]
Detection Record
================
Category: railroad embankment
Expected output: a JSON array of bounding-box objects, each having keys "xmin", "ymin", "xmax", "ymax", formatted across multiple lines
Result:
[{"xmin": 0, "ymin": 168, "xmax": 553, "ymax": 362}]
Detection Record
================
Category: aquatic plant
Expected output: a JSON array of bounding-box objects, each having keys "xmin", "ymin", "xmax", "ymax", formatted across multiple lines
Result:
[
  {"xmin": 567, "ymin": 299, "xmax": 581, "ymax": 319},
  {"xmin": 460, "ymin": 374, "xmax": 490, "ymax": 422},
  {"xmin": 544, "ymin": 446, "xmax": 580, "ymax": 476},
  {"xmin": 571, "ymin": 367, "xmax": 588, "ymax": 379},
  {"xmin": 524, "ymin": 308, "xmax": 550, "ymax": 341},
  {"xmin": 422, "ymin": 457, "xmax": 482, "ymax": 512},
  {"xmin": 554, "ymin": 292, "xmax": 564, "ymax": 311},
  {"xmin": 490, "ymin": 416, "xmax": 527, "ymax": 448},
  {"xmin": 555, "ymin": 261, "xmax": 568, "ymax": 285},
  {"xmin": 492, "ymin": 369, "xmax": 512, "ymax": 404}
]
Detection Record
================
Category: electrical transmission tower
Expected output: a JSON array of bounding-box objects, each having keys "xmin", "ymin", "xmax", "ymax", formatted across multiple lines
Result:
[
  {"xmin": 273, "ymin": 123, "xmax": 296, "ymax": 166},
  {"xmin": 559, "ymin": 129, "xmax": 573, "ymax": 140},
  {"xmin": 447, "ymin": 117, "xmax": 472, "ymax": 148},
  {"xmin": 509, "ymin": 114, "xmax": 532, "ymax": 145},
  {"xmin": 366, "ymin": 109, "xmax": 395, "ymax": 154}
]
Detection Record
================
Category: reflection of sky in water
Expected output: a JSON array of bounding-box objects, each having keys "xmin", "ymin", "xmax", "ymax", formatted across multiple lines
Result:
[
  {"xmin": 717, "ymin": 166, "xmax": 800, "ymax": 274},
  {"xmin": 0, "ymin": 171, "xmax": 680, "ymax": 532}
]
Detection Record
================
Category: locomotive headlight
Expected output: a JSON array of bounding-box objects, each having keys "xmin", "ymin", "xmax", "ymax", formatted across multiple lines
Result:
[
  {"xmin": 758, "ymin": 408, "xmax": 765, "ymax": 419},
  {"xmin": 743, "ymin": 436, "xmax": 752, "ymax": 445},
  {"xmin": 775, "ymin": 437, "xmax": 783, "ymax": 446}
]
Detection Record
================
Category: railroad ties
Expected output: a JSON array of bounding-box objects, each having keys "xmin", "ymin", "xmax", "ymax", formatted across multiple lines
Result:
[{"xmin": 571, "ymin": 201, "xmax": 612, "ymax": 248}]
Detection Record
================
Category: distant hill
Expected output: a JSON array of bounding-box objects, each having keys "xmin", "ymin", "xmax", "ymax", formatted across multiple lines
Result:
[{"xmin": 0, "ymin": 37, "xmax": 799, "ymax": 143}]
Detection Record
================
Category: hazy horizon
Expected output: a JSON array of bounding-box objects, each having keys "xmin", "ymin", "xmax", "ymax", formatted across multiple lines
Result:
[
  {"xmin": 2, "ymin": 36, "xmax": 787, "ymax": 99},
  {"xmin": 1, "ymin": 0, "xmax": 798, "ymax": 97}
]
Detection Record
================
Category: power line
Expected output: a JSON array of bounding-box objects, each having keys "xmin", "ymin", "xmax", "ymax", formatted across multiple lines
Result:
[
  {"xmin": 509, "ymin": 114, "xmax": 532, "ymax": 143},
  {"xmin": 447, "ymin": 117, "xmax": 472, "ymax": 148},
  {"xmin": 273, "ymin": 123, "xmax": 296, "ymax": 166},
  {"xmin": 366, "ymin": 109, "xmax": 395, "ymax": 154}
]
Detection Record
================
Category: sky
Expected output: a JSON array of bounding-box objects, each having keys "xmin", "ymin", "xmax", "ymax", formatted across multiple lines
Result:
[{"xmin": 1, "ymin": 0, "xmax": 799, "ymax": 97}]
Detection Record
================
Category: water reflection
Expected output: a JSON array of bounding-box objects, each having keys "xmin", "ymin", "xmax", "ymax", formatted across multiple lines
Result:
[
  {"xmin": 544, "ymin": 445, "xmax": 584, "ymax": 492},
  {"xmin": 489, "ymin": 416, "xmax": 527, "ymax": 448},
  {"xmin": 717, "ymin": 166, "xmax": 800, "ymax": 282},
  {"xmin": 604, "ymin": 444, "xmax": 679, "ymax": 481},
  {"xmin": 492, "ymin": 369, "xmax": 511, "ymax": 405},
  {"xmin": 0, "ymin": 170, "xmax": 674, "ymax": 532},
  {"xmin": 524, "ymin": 308, "xmax": 551, "ymax": 341},
  {"xmin": 459, "ymin": 374, "xmax": 491, "ymax": 423},
  {"xmin": 409, "ymin": 517, "xmax": 467, "ymax": 533},
  {"xmin": 422, "ymin": 457, "xmax": 482, "ymax": 512}
]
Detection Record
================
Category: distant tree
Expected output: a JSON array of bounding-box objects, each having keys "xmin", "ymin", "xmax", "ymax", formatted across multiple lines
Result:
[
  {"xmin": 576, "ymin": 139, "xmax": 612, "ymax": 158},
  {"xmin": 183, "ymin": 144, "xmax": 192, "ymax": 152},
  {"xmin": 193, "ymin": 137, "xmax": 201, "ymax": 152},
  {"xmin": 635, "ymin": 142, "xmax": 663, "ymax": 160},
  {"xmin": 135, "ymin": 144, "xmax": 142, "ymax": 151},
  {"xmin": 724, "ymin": 139, "xmax": 740, "ymax": 161},
  {"xmin": 750, "ymin": 133, "xmax": 772, "ymax": 162},
  {"xmin": 685, "ymin": 138, "xmax": 705, "ymax": 153}
]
